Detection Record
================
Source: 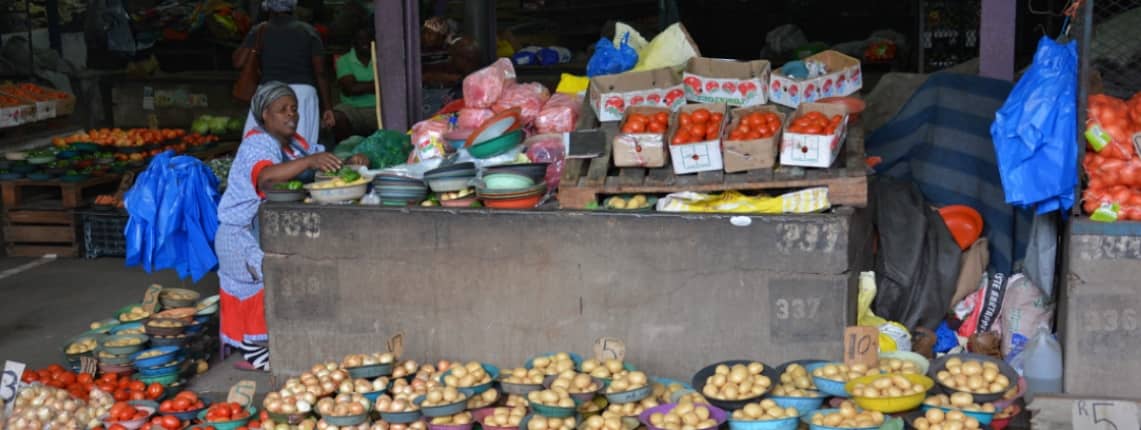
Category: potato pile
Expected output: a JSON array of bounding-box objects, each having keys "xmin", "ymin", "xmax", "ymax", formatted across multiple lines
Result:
[
  {"xmin": 924, "ymin": 393, "xmax": 996, "ymax": 413},
  {"xmin": 420, "ymin": 386, "xmax": 466, "ymax": 407},
  {"xmin": 606, "ymin": 195, "xmax": 651, "ymax": 210},
  {"xmin": 338, "ymin": 377, "xmax": 388, "ymax": 394},
  {"xmin": 779, "ymin": 364, "xmax": 816, "ymax": 389},
  {"xmin": 606, "ymin": 371, "xmax": 649, "ymax": 394},
  {"xmin": 913, "ymin": 408, "xmax": 982, "ymax": 430},
  {"xmin": 480, "ymin": 407, "xmax": 526, "ymax": 428},
  {"xmin": 526, "ymin": 415, "xmax": 576, "ymax": 430},
  {"xmin": 66, "ymin": 338, "xmax": 97, "ymax": 354},
  {"xmin": 147, "ymin": 319, "xmax": 183, "ymax": 328},
  {"xmin": 550, "ymin": 371, "xmax": 601, "ymax": 394},
  {"xmin": 502, "ymin": 367, "xmax": 546, "ymax": 385},
  {"xmin": 701, "ymin": 362, "xmax": 771, "ymax": 400},
  {"xmin": 850, "ymin": 375, "xmax": 925, "ymax": 398},
  {"xmin": 316, "ymin": 393, "xmax": 370, "ymax": 417},
  {"xmin": 582, "ymin": 414, "xmax": 626, "ymax": 430},
  {"xmin": 812, "ymin": 364, "xmax": 879, "ymax": 382},
  {"xmin": 444, "ymin": 362, "xmax": 493, "ymax": 388},
  {"xmin": 527, "ymin": 388, "xmax": 575, "ymax": 408},
  {"xmin": 138, "ymin": 349, "xmax": 166, "ymax": 359},
  {"xmin": 430, "ymin": 412, "xmax": 473, "ymax": 425},
  {"xmin": 505, "ymin": 395, "xmax": 528, "ymax": 408},
  {"xmin": 371, "ymin": 421, "xmax": 426, "ymax": 430},
  {"xmin": 116, "ymin": 325, "xmax": 146, "ymax": 335},
  {"xmin": 582, "ymin": 359, "xmax": 629, "ymax": 379},
  {"xmin": 119, "ymin": 305, "xmax": 149, "ymax": 322},
  {"xmin": 731, "ymin": 400, "xmax": 799, "ymax": 421},
  {"xmin": 674, "ymin": 392, "xmax": 708, "ymax": 406},
  {"xmin": 934, "ymin": 358, "xmax": 1010, "ymax": 394},
  {"xmin": 342, "ymin": 352, "xmax": 396, "ymax": 368},
  {"xmin": 531, "ymin": 353, "xmax": 577, "ymax": 375},
  {"xmin": 647, "ymin": 402, "xmax": 718, "ymax": 430},
  {"xmin": 770, "ymin": 384, "xmax": 819, "ymax": 398},
  {"xmin": 605, "ymin": 396, "xmax": 659, "ymax": 417},
  {"xmin": 374, "ymin": 394, "xmax": 419, "ymax": 413},
  {"xmin": 652, "ymin": 382, "xmax": 687, "ymax": 403},
  {"xmin": 808, "ymin": 401, "xmax": 886, "ymax": 429},
  {"xmin": 879, "ymin": 358, "xmax": 920, "ymax": 375},
  {"xmin": 467, "ymin": 389, "xmax": 499, "ymax": 409}
]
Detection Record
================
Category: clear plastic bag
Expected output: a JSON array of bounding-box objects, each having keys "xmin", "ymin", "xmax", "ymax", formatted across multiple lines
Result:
[
  {"xmin": 409, "ymin": 118, "xmax": 450, "ymax": 162},
  {"xmin": 457, "ymin": 108, "xmax": 495, "ymax": 130},
  {"xmin": 535, "ymin": 93, "xmax": 583, "ymax": 133},
  {"xmin": 463, "ymin": 58, "xmax": 516, "ymax": 108},
  {"xmin": 525, "ymin": 133, "xmax": 566, "ymax": 190},
  {"xmin": 493, "ymin": 82, "xmax": 550, "ymax": 124}
]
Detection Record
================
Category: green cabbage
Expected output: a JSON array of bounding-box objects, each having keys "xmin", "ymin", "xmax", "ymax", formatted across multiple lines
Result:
[{"xmin": 209, "ymin": 116, "xmax": 230, "ymax": 134}]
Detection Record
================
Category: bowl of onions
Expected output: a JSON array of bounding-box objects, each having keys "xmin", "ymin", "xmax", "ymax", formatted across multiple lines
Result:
[
  {"xmin": 500, "ymin": 367, "xmax": 546, "ymax": 396},
  {"xmin": 415, "ymin": 387, "xmax": 469, "ymax": 417},
  {"xmin": 262, "ymin": 389, "xmax": 316, "ymax": 424},
  {"xmin": 343, "ymin": 352, "xmax": 397, "ymax": 379},
  {"xmin": 317, "ymin": 393, "xmax": 372, "ymax": 426},
  {"xmin": 428, "ymin": 411, "xmax": 475, "ymax": 430},
  {"xmin": 474, "ymin": 406, "xmax": 528, "ymax": 430},
  {"xmin": 440, "ymin": 361, "xmax": 499, "ymax": 396},
  {"xmin": 376, "ymin": 393, "xmax": 423, "ymax": 423}
]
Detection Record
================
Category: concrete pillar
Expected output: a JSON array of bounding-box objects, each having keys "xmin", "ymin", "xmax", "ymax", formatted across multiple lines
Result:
[
  {"xmin": 979, "ymin": 0, "xmax": 1016, "ymax": 81},
  {"xmin": 463, "ymin": 0, "xmax": 497, "ymax": 66},
  {"xmin": 374, "ymin": 0, "xmax": 423, "ymax": 130}
]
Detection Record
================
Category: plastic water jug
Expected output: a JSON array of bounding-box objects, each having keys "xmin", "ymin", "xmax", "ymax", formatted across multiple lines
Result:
[{"xmin": 1022, "ymin": 324, "xmax": 1063, "ymax": 402}]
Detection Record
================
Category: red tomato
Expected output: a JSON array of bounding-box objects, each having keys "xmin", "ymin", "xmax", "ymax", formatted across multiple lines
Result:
[
  {"xmin": 691, "ymin": 109, "xmax": 711, "ymax": 124},
  {"xmin": 689, "ymin": 124, "xmax": 706, "ymax": 138},
  {"xmin": 710, "ymin": 112, "xmax": 724, "ymax": 124},
  {"xmin": 146, "ymin": 383, "xmax": 163, "ymax": 399},
  {"xmin": 706, "ymin": 125, "xmax": 720, "ymax": 140},
  {"xmin": 130, "ymin": 391, "xmax": 146, "ymax": 401},
  {"xmin": 129, "ymin": 381, "xmax": 145, "ymax": 392},
  {"xmin": 172, "ymin": 398, "xmax": 191, "ymax": 411},
  {"xmin": 728, "ymin": 131, "xmax": 745, "ymax": 141},
  {"xmin": 159, "ymin": 400, "xmax": 176, "ymax": 413},
  {"xmin": 672, "ymin": 130, "xmax": 691, "ymax": 145},
  {"xmin": 652, "ymin": 112, "xmax": 669, "ymax": 124},
  {"xmin": 160, "ymin": 415, "xmax": 181, "ymax": 430},
  {"xmin": 648, "ymin": 121, "xmax": 666, "ymax": 133},
  {"xmin": 622, "ymin": 120, "xmax": 645, "ymax": 133},
  {"xmin": 110, "ymin": 425, "xmax": 128, "ymax": 430},
  {"xmin": 77, "ymin": 373, "xmax": 94, "ymax": 385},
  {"xmin": 679, "ymin": 113, "xmax": 692, "ymax": 127}
]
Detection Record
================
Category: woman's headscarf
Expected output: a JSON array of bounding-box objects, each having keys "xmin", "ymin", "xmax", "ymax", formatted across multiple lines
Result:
[
  {"xmin": 263, "ymin": 0, "xmax": 297, "ymax": 12},
  {"xmin": 250, "ymin": 81, "xmax": 296, "ymax": 128}
]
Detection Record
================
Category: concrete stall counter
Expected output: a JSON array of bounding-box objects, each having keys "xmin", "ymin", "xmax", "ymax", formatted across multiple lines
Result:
[{"xmin": 261, "ymin": 205, "xmax": 872, "ymax": 379}]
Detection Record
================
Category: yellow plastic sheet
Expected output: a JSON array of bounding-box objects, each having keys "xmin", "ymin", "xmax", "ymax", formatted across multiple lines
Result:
[
  {"xmin": 858, "ymin": 271, "xmax": 912, "ymax": 352},
  {"xmin": 655, "ymin": 188, "xmax": 829, "ymax": 214},
  {"xmin": 555, "ymin": 73, "xmax": 590, "ymax": 95},
  {"xmin": 632, "ymin": 23, "xmax": 701, "ymax": 73}
]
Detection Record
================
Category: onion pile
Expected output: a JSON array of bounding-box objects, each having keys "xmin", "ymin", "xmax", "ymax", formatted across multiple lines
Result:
[
  {"xmin": 466, "ymin": 389, "xmax": 498, "ymax": 409},
  {"xmin": 342, "ymin": 352, "xmax": 396, "ymax": 369},
  {"xmin": 443, "ymin": 362, "xmax": 492, "ymax": 388},
  {"xmin": 420, "ymin": 386, "xmax": 466, "ymax": 407},
  {"xmin": 317, "ymin": 419, "xmax": 371, "ymax": 430},
  {"xmin": 340, "ymin": 378, "xmax": 388, "ymax": 395},
  {"xmin": 264, "ymin": 381, "xmax": 319, "ymax": 415},
  {"xmin": 317, "ymin": 393, "xmax": 370, "ymax": 417},
  {"xmin": 374, "ymin": 393, "xmax": 419, "ymax": 413},
  {"xmin": 392, "ymin": 361, "xmax": 420, "ymax": 379},
  {"xmin": 430, "ymin": 411, "xmax": 473, "ymax": 425},
  {"xmin": 371, "ymin": 421, "xmax": 426, "ymax": 430},
  {"xmin": 5, "ymin": 384, "xmax": 102, "ymax": 430},
  {"xmin": 480, "ymin": 406, "xmax": 526, "ymax": 427}
]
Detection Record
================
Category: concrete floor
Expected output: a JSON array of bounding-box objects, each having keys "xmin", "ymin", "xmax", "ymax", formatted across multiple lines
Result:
[{"xmin": 0, "ymin": 257, "xmax": 270, "ymax": 397}]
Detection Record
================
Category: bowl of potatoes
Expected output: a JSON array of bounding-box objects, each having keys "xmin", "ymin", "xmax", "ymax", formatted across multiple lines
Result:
[
  {"xmin": 639, "ymin": 401, "xmax": 727, "ymax": 430},
  {"xmin": 144, "ymin": 318, "xmax": 186, "ymax": 337},
  {"xmin": 522, "ymin": 414, "xmax": 579, "ymax": 430},
  {"xmin": 806, "ymin": 363, "xmax": 881, "ymax": 398},
  {"xmin": 878, "ymin": 352, "xmax": 929, "ymax": 375},
  {"xmin": 501, "ymin": 367, "xmax": 547, "ymax": 396},
  {"xmin": 922, "ymin": 393, "xmax": 996, "ymax": 425},
  {"xmin": 475, "ymin": 406, "xmax": 528, "ymax": 430},
  {"xmin": 579, "ymin": 412, "xmax": 639, "ymax": 430},
  {"xmin": 909, "ymin": 406, "xmax": 986, "ymax": 430},
  {"xmin": 440, "ymin": 362, "xmax": 499, "ymax": 396},
  {"xmin": 528, "ymin": 388, "xmax": 578, "ymax": 417},
  {"xmin": 768, "ymin": 362, "xmax": 827, "ymax": 414},
  {"xmin": 927, "ymin": 353, "xmax": 1017, "ymax": 403},
  {"xmin": 428, "ymin": 411, "xmax": 476, "ymax": 430},
  {"xmin": 801, "ymin": 402, "xmax": 885, "ymax": 430},
  {"xmin": 101, "ymin": 333, "xmax": 150, "ymax": 355},
  {"xmin": 547, "ymin": 371, "xmax": 605, "ymax": 405},
  {"xmin": 159, "ymin": 288, "xmax": 201, "ymax": 309},
  {"xmin": 727, "ymin": 399, "xmax": 801, "ymax": 430},
  {"xmin": 117, "ymin": 304, "xmax": 151, "ymax": 323},
  {"xmin": 691, "ymin": 361, "xmax": 776, "ymax": 411},
  {"xmin": 604, "ymin": 371, "xmax": 652, "ymax": 404},
  {"xmin": 415, "ymin": 387, "xmax": 469, "ymax": 417},
  {"xmin": 526, "ymin": 352, "xmax": 583, "ymax": 376},
  {"xmin": 604, "ymin": 195, "xmax": 656, "ymax": 212},
  {"xmin": 844, "ymin": 373, "xmax": 934, "ymax": 413},
  {"xmin": 63, "ymin": 334, "xmax": 102, "ymax": 359}
]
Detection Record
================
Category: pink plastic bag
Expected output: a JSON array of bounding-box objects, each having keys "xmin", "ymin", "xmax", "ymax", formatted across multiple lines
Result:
[
  {"xmin": 463, "ymin": 58, "xmax": 517, "ymax": 108},
  {"xmin": 457, "ymin": 108, "xmax": 495, "ymax": 130},
  {"xmin": 535, "ymin": 93, "xmax": 583, "ymax": 133},
  {"xmin": 409, "ymin": 117, "xmax": 450, "ymax": 162},
  {"xmin": 493, "ymin": 82, "xmax": 550, "ymax": 124},
  {"xmin": 524, "ymin": 133, "xmax": 566, "ymax": 190}
]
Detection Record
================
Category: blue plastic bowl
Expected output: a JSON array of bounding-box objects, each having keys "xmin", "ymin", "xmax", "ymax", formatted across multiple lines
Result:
[
  {"xmin": 767, "ymin": 395, "xmax": 826, "ymax": 415},
  {"xmin": 605, "ymin": 384, "xmax": 653, "ymax": 404},
  {"xmin": 362, "ymin": 389, "xmax": 387, "ymax": 403},
  {"xmin": 525, "ymin": 352, "xmax": 584, "ymax": 373},
  {"xmin": 729, "ymin": 416, "xmax": 799, "ymax": 430},
  {"xmin": 138, "ymin": 360, "xmax": 183, "ymax": 377},
  {"xmin": 805, "ymin": 363, "xmax": 850, "ymax": 398},
  {"xmin": 380, "ymin": 410, "xmax": 422, "ymax": 424},
  {"xmin": 131, "ymin": 346, "xmax": 182, "ymax": 368},
  {"xmin": 921, "ymin": 405, "xmax": 995, "ymax": 425},
  {"xmin": 415, "ymin": 395, "xmax": 468, "ymax": 418},
  {"xmin": 110, "ymin": 322, "xmax": 144, "ymax": 335},
  {"xmin": 439, "ymin": 363, "xmax": 500, "ymax": 396},
  {"xmin": 529, "ymin": 402, "xmax": 576, "ymax": 418},
  {"xmin": 800, "ymin": 409, "xmax": 880, "ymax": 430}
]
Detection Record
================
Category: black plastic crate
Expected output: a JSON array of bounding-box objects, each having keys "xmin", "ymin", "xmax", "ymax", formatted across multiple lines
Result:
[{"xmin": 78, "ymin": 210, "xmax": 128, "ymax": 259}]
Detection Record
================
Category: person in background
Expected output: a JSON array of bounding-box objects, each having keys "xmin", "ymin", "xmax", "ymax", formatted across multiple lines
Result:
[
  {"xmin": 232, "ymin": 0, "xmax": 335, "ymax": 147},
  {"xmin": 333, "ymin": 27, "xmax": 379, "ymax": 141},
  {"xmin": 216, "ymin": 82, "xmax": 367, "ymax": 371}
]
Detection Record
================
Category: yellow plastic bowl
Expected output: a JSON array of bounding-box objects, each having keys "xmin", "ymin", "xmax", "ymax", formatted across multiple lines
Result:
[{"xmin": 844, "ymin": 373, "xmax": 934, "ymax": 413}]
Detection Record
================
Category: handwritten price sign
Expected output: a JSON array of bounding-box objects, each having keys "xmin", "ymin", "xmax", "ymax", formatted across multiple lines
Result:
[
  {"xmin": 843, "ymin": 326, "xmax": 879, "ymax": 367},
  {"xmin": 1073, "ymin": 399, "xmax": 1139, "ymax": 430},
  {"xmin": 2, "ymin": 360, "xmax": 27, "ymax": 414}
]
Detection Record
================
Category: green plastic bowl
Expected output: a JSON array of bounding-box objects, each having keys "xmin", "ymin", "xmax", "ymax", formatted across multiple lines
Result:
[
  {"xmin": 468, "ymin": 130, "xmax": 523, "ymax": 159},
  {"xmin": 137, "ymin": 372, "xmax": 179, "ymax": 386},
  {"xmin": 197, "ymin": 406, "xmax": 256, "ymax": 430}
]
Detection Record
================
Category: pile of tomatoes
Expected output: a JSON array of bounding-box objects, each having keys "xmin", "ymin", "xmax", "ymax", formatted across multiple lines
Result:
[
  {"xmin": 727, "ymin": 111, "xmax": 783, "ymax": 141},
  {"xmin": 21, "ymin": 365, "xmax": 97, "ymax": 401},
  {"xmin": 204, "ymin": 402, "xmax": 251, "ymax": 423},
  {"xmin": 787, "ymin": 111, "xmax": 844, "ymax": 136},
  {"xmin": 139, "ymin": 415, "xmax": 188, "ymax": 430},
  {"xmin": 620, "ymin": 111, "xmax": 670, "ymax": 134},
  {"xmin": 672, "ymin": 108, "xmax": 723, "ymax": 145},
  {"xmin": 158, "ymin": 390, "xmax": 207, "ymax": 414},
  {"xmin": 107, "ymin": 401, "xmax": 151, "ymax": 423}
]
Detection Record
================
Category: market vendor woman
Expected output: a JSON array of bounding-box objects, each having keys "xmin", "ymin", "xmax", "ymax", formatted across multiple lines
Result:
[{"xmin": 217, "ymin": 82, "xmax": 368, "ymax": 371}]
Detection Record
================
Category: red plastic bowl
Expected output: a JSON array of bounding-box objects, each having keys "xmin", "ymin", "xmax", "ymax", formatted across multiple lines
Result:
[
  {"xmin": 482, "ymin": 193, "xmax": 542, "ymax": 209},
  {"xmin": 939, "ymin": 204, "xmax": 984, "ymax": 250}
]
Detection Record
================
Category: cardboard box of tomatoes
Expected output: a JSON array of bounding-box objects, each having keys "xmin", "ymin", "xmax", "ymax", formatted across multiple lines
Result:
[
  {"xmin": 779, "ymin": 103, "xmax": 849, "ymax": 168},
  {"xmin": 613, "ymin": 106, "xmax": 671, "ymax": 168},
  {"xmin": 683, "ymin": 57, "xmax": 771, "ymax": 107},
  {"xmin": 769, "ymin": 50, "xmax": 862, "ymax": 108},
  {"xmin": 667, "ymin": 104, "xmax": 727, "ymax": 174},
  {"xmin": 589, "ymin": 68, "xmax": 686, "ymax": 122},
  {"xmin": 722, "ymin": 106, "xmax": 785, "ymax": 172}
]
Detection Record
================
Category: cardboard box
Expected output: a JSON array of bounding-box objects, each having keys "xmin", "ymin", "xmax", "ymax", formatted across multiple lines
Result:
[
  {"xmin": 668, "ymin": 103, "xmax": 727, "ymax": 174},
  {"xmin": 780, "ymin": 103, "xmax": 849, "ymax": 168},
  {"xmin": 683, "ymin": 57, "xmax": 771, "ymax": 106},
  {"xmin": 589, "ymin": 68, "xmax": 686, "ymax": 122},
  {"xmin": 613, "ymin": 106, "xmax": 671, "ymax": 168},
  {"xmin": 0, "ymin": 105, "xmax": 23, "ymax": 128},
  {"xmin": 0, "ymin": 92, "xmax": 51, "ymax": 121},
  {"xmin": 723, "ymin": 105, "xmax": 785, "ymax": 173},
  {"xmin": 769, "ymin": 50, "xmax": 862, "ymax": 108}
]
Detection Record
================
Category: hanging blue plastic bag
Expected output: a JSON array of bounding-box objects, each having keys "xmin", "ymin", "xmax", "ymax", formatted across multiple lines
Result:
[
  {"xmin": 586, "ymin": 33, "xmax": 638, "ymax": 77},
  {"xmin": 990, "ymin": 36, "xmax": 1078, "ymax": 215}
]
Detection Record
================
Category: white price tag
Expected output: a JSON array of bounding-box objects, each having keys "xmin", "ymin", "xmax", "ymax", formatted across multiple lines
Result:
[
  {"xmin": 2, "ymin": 360, "xmax": 27, "ymax": 413},
  {"xmin": 1073, "ymin": 399, "xmax": 1140, "ymax": 430}
]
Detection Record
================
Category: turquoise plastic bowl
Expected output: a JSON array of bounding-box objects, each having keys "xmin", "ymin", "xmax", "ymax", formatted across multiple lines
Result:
[
  {"xmin": 768, "ymin": 395, "xmax": 826, "ymax": 415},
  {"xmin": 196, "ymin": 406, "xmax": 255, "ymax": 430},
  {"xmin": 921, "ymin": 405, "xmax": 995, "ymax": 425},
  {"xmin": 468, "ymin": 130, "xmax": 523, "ymax": 159},
  {"xmin": 729, "ymin": 416, "xmax": 799, "ymax": 430},
  {"xmin": 805, "ymin": 363, "xmax": 850, "ymax": 398},
  {"xmin": 801, "ymin": 409, "xmax": 879, "ymax": 430},
  {"xmin": 529, "ymin": 402, "xmax": 576, "ymax": 418},
  {"xmin": 483, "ymin": 173, "xmax": 534, "ymax": 191},
  {"xmin": 439, "ymin": 363, "xmax": 500, "ymax": 396}
]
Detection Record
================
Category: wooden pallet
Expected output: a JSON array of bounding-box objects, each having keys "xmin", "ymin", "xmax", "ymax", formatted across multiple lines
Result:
[
  {"xmin": 557, "ymin": 119, "xmax": 869, "ymax": 210},
  {"xmin": 4, "ymin": 209, "xmax": 78, "ymax": 257},
  {"xmin": 1, "ymin": 174, "xmax": 122, "ymax": 210}
]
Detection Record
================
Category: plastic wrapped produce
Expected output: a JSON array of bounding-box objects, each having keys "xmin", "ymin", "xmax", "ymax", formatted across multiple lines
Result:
[
  {"xmin": 493, "ymin": 82, "xmax": 550, "ymax": 124},
  {"xmin": 535, "ymin": 93, "xmax": 583, "ymax": 133},
  {"xmin": 525, "ymin": 133, "xmax": 566, "ymax": 190},
  {"xmin": 463, "ymin": 58, "xmax": 516, "ymax": 108},
  {"xmin": 458, "ymin": 108, "xmax": 495, "ymax": 130},
  {"xmin": 410, "ymin": 117, "xmax": 450, "ymax": 162}
]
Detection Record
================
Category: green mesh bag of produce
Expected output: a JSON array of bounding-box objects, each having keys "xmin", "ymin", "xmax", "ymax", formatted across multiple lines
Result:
[{"xmin": 351, "ymin": 130, "xmax": 412, "ymax": 169}]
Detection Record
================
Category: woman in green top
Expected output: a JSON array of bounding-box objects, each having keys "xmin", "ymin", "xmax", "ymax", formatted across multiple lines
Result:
[{"xmin": 333, "ymin": 28, "xmax": 379, "ymax": 141}]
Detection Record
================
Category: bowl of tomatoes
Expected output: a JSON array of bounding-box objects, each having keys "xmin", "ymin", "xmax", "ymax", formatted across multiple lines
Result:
[
  {"xmin": 139, "ymin": 414, "xmax": 188, "ymax": 430},
  {"xmin": 197, "ymin": 402, "xmax": 255, "ymax": 430},
  {"xmin": 102, "ymin": 401, "xmax": 156, "ymax": 430},
  {"xmin": 158, "ymin": 390, "xmax": 209, "ymax": 421}
]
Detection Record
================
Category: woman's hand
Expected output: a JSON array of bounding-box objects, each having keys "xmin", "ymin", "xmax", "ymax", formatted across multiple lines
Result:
[
  {"xmin": 347, "ymin": 154, "xmax": 370, "ymax": 168},
  {"xmin": 322, "ymin": 110, "xmax": 336, "ymax": 128},
  {"xmin": 307, "ymin": 152, "xmax": 343, "ymax": 172}
]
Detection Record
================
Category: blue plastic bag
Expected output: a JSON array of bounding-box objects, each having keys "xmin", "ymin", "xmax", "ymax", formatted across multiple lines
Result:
[
  {"xmin": 586, "ymin": 34, "xmax": 638, "ymax": 77},
  {"xmin": 125, "ymin": 151, "xmax": 220, "ymax": 282},
  {"xmin": 990, "ymin": 36, "xmax": 1078, "ymax": 215}
]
